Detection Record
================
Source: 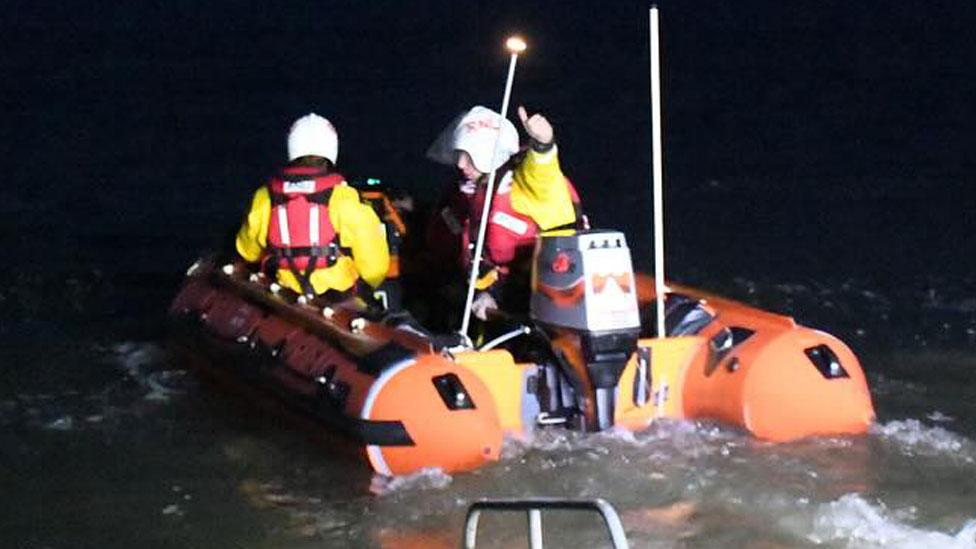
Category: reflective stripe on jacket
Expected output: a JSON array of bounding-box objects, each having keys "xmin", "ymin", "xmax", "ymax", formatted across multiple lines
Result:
[
  {"xmin": 236, "ymin": 169, "xmax": 389, "ymax": 294},
  {"xmin": 428, "ymin": 146, "xmax": 581, "ymax": 273}
]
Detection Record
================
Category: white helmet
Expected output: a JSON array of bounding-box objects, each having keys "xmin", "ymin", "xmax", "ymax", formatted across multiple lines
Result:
[
  {"xmin": 287, "ymin": 113, "xmax": 338, "ymax": 163},
  {"xmin": 426, "ymin": 106, "xmax": 519, "ymax": 174}
]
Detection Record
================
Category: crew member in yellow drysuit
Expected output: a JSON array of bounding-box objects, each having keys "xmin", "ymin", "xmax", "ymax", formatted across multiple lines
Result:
[{"xmin": 235, "ymin": 113, "xmax": 389, "ymax": 297}]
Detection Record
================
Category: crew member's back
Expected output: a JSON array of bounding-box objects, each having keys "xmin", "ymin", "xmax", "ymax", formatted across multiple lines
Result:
[{"xmin": 235, "ymin": 113, "xmax": 389, "ymax": 298}]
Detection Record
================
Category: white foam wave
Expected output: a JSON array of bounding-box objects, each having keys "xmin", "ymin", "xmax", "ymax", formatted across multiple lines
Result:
[
  {"xmin": 922, "ymin": 291, "xmax": 976, "ymax": 314},
  {"xmin": 108, "ymin": 341, "xmax": 190, "ymax": 401},
  {"xmin": 872, "ymin": 420, "xmax": 976, "ymax": 463},
  {"xmin": 43, "ymin": 415, "xmax": 74, "ymax": 431},
  {"xmin": 369, "ymin": 467, "xmax": 452, "ymax": 496},
  {"xmin": 5, "ymin": 392, "xmax": 109, "ymax": 433},
  {"xmin": 869, "ymin": 374, "xmax": 925, "ymax": 397},
  {"xmin": 927, "ymin": 411, "xmax": 956, "ymax": 423},
  {"xmin": 809, "ymin": 493, "xmax": 976, "ymax": 548},
  {"xmin": 1, "ymin": 341, "xmax": 191, "ymax": 432},
  {"xmin": 504, "ymin": 419, "xmax": 737, "ymax": 453},
  {"xmin": 775, "ymin": 282, "xmax": 811, "ymax": 295},
  {"xmin": 111, "ymin": 341, "xmax": 166, "ymax": 374}
]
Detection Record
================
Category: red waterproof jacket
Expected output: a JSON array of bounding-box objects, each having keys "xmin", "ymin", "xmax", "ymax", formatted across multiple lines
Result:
[{"xmin": 428, "ymin": 170, "xmax": 582, "ymax": 276}]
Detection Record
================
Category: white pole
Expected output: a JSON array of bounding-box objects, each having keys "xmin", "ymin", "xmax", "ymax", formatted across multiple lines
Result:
[
  {"xmin": 528, "ymin": 508, "xmax": 543, "ymax": 549},
  {"xmin": 650, "ymin": 6, "xmax": 667, "ymax": 338},
  {"xmin": 459, "ymin": 37, "xmax": 527, "ymax": 340}
]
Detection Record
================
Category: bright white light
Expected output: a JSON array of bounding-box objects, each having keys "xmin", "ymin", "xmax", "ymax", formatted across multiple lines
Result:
[{"xmin": 506, "ymin": 36, "xmax": 527, "ymax": 53}]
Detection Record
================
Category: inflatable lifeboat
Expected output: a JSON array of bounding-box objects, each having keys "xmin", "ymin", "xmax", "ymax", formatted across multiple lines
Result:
[{"xmin": 169, "ymin": 225, "xmax": 874, "ymax": 476}]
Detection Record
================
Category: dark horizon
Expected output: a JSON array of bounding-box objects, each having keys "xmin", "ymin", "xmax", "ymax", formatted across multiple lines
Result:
[{"xmin": 3, "ymin": 0, "xmax": 975, "ymax": 285}]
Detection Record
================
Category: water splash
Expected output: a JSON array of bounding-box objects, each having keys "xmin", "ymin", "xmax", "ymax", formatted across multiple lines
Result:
[
  {"xmin": 0, "ymin": 341, "xmax": 190, "ymax": 433},
  {"xmin": 928, "ymin": 411, "xmax": 956, "ymax": 423},
  {"xmin": 809, "ymin": 493, "xmax": 976, "ymax": 548},
  {"xmin": 370, "ymin": 467, "xmax": 453, "ymax": 496},
  {"xmin": 108, "ymin": 341, "xmax": 190, "ymax": 401},
  {"xmin": 872, "ymin": 420, "xmax": 976, "ymax": 463}
]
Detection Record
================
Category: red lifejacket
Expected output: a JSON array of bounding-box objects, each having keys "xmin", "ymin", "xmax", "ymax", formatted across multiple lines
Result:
[
  {"xmin": 264, "ymin": 166, "xmax": 345, "ymax": 293},
  {"xmin": 457, "ymin": 171, "xmax": 583, "ymax": 272}
]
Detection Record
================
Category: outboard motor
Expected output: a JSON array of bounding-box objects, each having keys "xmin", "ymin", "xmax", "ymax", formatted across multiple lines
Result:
[{"xmin": 530, "ymin": 230, "xmax": 641, "ymax": 430}]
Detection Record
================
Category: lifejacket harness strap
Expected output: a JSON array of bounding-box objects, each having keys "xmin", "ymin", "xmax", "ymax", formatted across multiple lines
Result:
[
  {"xmin": 265, "ymin": 178, "xmax": 340, "ymax": 296},
  {"xmin": 265, "ymin": 243, "xmax": 342, "ymax": 297}
]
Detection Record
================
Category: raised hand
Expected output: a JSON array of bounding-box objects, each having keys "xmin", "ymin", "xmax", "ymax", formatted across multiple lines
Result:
[{"xmin": 517, "ymin": 105, "xmax": 553, "ymax": 145}]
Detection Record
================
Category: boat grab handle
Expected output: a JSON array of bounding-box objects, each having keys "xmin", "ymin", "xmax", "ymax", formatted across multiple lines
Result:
[{"xmin": 463, "ymin": 497, "xmax": 630, "ymax": 549}]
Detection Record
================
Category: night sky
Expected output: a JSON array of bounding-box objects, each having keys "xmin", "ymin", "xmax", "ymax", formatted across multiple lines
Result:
[{"xmin": 3, "ymin": 0, "xmax": 975, "ymax": 288}]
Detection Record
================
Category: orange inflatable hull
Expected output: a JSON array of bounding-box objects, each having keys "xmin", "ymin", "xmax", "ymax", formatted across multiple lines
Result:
[
  {"xmin": 170, "ymin": 261, "xmax": 873, "ymax": 477},
  {"xmin": 169, "ymin": 261, "xmax": 503, "ymax": 476},
  {"xmin": 634, "ymin": 274, "xmax": 874, "ymax": 441}
]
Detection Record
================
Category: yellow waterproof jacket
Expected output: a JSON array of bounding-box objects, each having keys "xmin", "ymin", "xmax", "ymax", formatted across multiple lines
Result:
[
  {"xmin": 469, "ymin": 145, "xmax": 578, "ymax": 290},
  {"xmin": 510, "ymin": 145, "xmax": 576, "ymax": 230},
  {"xmin": 235, "ymin": 182, "xmax": 389, "ymax": 294}
]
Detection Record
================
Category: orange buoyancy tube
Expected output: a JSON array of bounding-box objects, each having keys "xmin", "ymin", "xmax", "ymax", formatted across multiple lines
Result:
[
  {"xmin": 171, "ymin": 262, "xmax": 504, "ymax": 476},
  {"xmin": 270, "ymin": 320, "xmax": 504, "ymax": 475},
  {"xmin": 634, "ymin": 274, "xmax": 874, "ymax": 441},
  {"xmin": 679, "ymin": 324, "xmax": 874, "ymax": 441},
  {"xmin": 358, "ymin": 351, "xmax": 503, "ymax": 475}
]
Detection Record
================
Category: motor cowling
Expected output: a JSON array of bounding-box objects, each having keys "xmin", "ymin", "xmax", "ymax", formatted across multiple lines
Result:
[{"xmin": 530, "ymin": 230, "xmax": 640, "ymax": 430}]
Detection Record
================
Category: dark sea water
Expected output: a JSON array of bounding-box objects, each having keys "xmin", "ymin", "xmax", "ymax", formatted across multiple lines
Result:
[{"xmin": 3, "ymin": 1, "xmax": 976, "ymax": 547}]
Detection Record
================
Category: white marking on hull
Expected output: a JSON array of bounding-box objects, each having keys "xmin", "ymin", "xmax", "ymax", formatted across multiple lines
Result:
[{"xmin": 360, "ymin": 358, "xmax": 417, "ymax": 476}]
